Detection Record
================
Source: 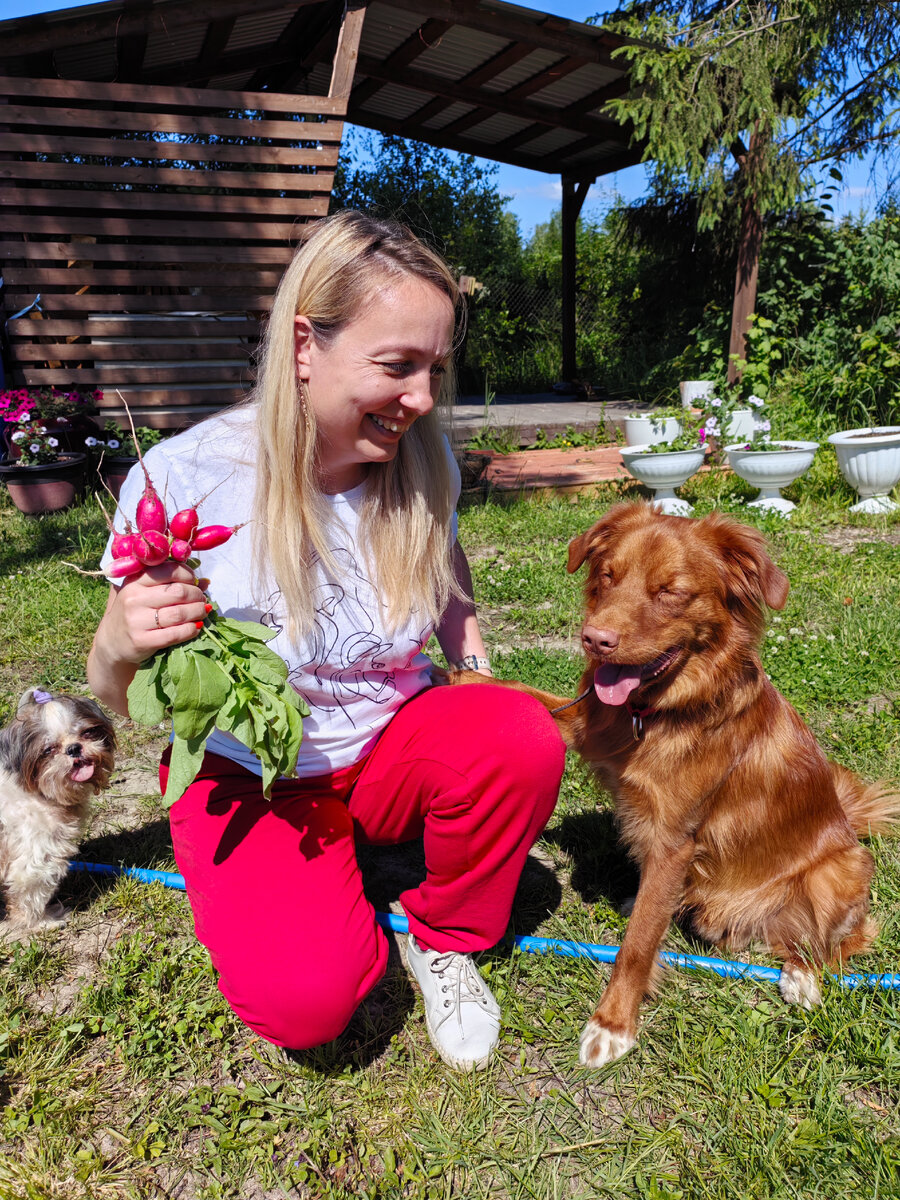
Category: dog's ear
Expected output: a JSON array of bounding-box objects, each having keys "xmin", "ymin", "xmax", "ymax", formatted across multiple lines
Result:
[
  {"xmin": 702, "ymin": 514, "xmax": 790, "ymax": 613},
  {"xmin": 567, "ymin": 503, "xmax": 653, "ymax": 573}
]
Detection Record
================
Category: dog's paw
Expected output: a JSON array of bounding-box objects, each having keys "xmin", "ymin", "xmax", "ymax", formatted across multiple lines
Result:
[
  {"xmin": 778, "ymin": 962, "xmax": 822, "ymax": 1010},
  {"xmin": 578, "ymin": 1017, "xmax": 636, "ymax": 1067}
]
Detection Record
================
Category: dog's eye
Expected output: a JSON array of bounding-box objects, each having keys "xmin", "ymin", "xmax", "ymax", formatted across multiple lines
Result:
[
  {"xmin": 83, "ymin": 725, "xmax": 107, "ymax": 741},
  {"xmin": 39, "ymin": 745, "xmax": 55, "ymax": 759}
]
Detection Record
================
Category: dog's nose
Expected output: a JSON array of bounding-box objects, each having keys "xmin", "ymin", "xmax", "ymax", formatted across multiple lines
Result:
[
  {"xmin": 582, "ymin": 626, "xmax": 620, "ymax": 656},
  {"xmin": 65, "ymin": 743, "xmax": 83, "ymax": 758}
]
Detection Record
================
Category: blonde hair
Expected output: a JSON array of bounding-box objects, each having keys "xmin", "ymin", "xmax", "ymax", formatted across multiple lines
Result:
[{"xmin": 250, "ymin": 210, "xmax": 465, "ymax": 642}]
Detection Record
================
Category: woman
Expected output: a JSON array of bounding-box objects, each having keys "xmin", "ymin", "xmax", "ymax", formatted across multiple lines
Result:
[{"xmin": 87, "ymin": 211, "xmax": 566, "ymax": 1072}]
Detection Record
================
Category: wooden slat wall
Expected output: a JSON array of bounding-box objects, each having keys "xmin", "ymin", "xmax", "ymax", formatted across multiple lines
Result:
[{"xmin": 0, "ymin": 75, "xmax": 346, "ymax": 428}]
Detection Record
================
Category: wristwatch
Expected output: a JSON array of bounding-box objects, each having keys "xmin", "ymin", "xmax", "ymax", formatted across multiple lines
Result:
[{"xmin": 453, "ymin": 655, "xmax": 492, "ymax": 673}]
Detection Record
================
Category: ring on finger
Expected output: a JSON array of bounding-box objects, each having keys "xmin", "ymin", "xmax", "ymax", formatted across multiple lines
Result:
[{"xmin": 154, "ymin": 609, "xmax": 161, "ymax": 630}]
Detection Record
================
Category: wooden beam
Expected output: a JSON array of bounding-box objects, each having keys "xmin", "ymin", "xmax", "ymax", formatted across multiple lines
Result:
[
  {"xmin": 330, "ymin": 1, "xmax": 369, "ymax": 99},
  {"xmin": 354, "ymin": 55, "xmax": 627, "ymax": 141},
  {"xmin": 397, "ymin": 42, "xmax": 534, "ymax": 131},
  {"xmin": 350, "ymin": 16, "xmax": 452, "ymax": 108}
]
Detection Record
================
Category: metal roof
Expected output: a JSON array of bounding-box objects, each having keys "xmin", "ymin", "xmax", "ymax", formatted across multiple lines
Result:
[{"xmin": 0, "ymin": 0, "xmax": 642, "ymax": 181}]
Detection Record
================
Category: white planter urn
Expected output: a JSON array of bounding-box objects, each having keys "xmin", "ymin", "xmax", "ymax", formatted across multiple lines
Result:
[
  {"xmin": 725, "ymin": 440, "xmax": 819, "ymax": 515},
  {"xmin": 620, "ymin": 443, "xmax": 706, "ymax": 515},
  {"xmin": 827, "ymin": 426, "xmax": 900, "ymax": 513},
  {"xmin": 623, "ymin": 414, "xmax": 682, "ymax": 447}
]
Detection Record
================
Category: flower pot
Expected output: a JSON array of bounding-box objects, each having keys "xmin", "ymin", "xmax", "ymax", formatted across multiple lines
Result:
[
  {"xmin": 98, "ymin": 454, "xmax": 139, "ymax": 502},
  {"xmin": 0, "ymin": 452, "xmax": 87, "ymax": 514},
  {"xmin": 827, "ymin": 426, "xmax": 900, "ymax": 513},
  {"xmin": 620, "ymin": 443, "xmax": 706, "ymax": 515},
  {"xmin": 679, "ymin": 380, "xmax": 715, "ymax": 409},
  {"xmin": 725, "ymin": 441, "xmax": 819, "ymax": 516},
  {"xmin": 623, "ymin": 414, "xmax": 682, "ymax": 447}
]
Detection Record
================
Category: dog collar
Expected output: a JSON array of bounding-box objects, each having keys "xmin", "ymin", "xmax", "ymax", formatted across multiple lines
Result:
[{"xmin": 625, "ymin": 699, "xmax": 656, "ymax": 741}]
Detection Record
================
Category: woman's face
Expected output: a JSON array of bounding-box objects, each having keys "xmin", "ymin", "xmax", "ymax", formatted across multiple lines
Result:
[{"xmin": 294, "ymin": 276, "xmax": 455, "ymax": 493}]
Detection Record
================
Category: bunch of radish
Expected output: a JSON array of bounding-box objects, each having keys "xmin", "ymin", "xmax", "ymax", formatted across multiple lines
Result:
[{"xmin": 105, "ymin": 451, "xmax": 243, "ymax": 578}]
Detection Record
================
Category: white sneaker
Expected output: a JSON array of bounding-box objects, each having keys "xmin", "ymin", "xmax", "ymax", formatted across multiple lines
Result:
[{"xmin": 406, "ymin": 934, "xmax": 501, "ymax": 1071}]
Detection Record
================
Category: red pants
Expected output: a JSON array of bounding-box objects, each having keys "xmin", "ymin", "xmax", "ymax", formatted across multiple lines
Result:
[{"xmin": 164, "ymin": 683, "xmax": 565, "ymax": 1049}]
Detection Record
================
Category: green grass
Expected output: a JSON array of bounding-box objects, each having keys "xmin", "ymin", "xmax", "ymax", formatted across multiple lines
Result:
[{"xmin": 1, "ymin": 465, "xmax": 899, "ymax": 1200}]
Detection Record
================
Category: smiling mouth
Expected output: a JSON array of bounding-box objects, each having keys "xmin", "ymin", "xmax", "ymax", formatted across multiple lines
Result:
[
  {"xmin": 592, "ymin": 645, "xmax": 682, "ymax": 706},
  {"xmin": 370, "ymin": 414, "xmax": 409, "ymax": 435}
]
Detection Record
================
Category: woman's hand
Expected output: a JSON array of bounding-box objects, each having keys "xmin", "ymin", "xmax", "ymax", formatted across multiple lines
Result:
[
  {"xmin": 103, "ymin": 562, "xmax": 210, "ymax": 663},
  {"xmin": 87, "ymin": 563, "xmax": 210, "ymax": 715}
]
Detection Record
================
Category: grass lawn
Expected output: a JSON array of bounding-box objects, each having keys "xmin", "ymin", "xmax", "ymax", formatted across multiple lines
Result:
[{"xmin": 1, "ymin": 450, "xmax": 899, "ymax": 1199}]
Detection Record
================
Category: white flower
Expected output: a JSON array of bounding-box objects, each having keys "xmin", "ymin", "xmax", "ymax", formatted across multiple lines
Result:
[
  {"xmin": 710, "ymin": 398, "xmax": 722, "ymax": 408},
  {"xmin": 705, "ymin": 416, "xmax": 719, "ymax": 433},
  {"xmin": 107, "ymin": 439, "xmax": 120, "ymax": 450},
  {"xmin": 29, "ymin": 443, "xmax": 41, "ymax": 453},
  {"xmin": 10, "ymin": 431, "xmax": 25, "ymax": 443},
  {"xmin": 759, "ymin": 419, "xmax": 772, "ymax": 432},
  {"xmin": 748, "ymin": 395, "xmax": 765, "ymax": 408},
  {"xmin": 85, "ymin": 436, "xmax": 98, "ymax": 447},
  {"xmin": 789, "ymin": 627, "xmax": 802, "ymax": 635},
  {"xmin": 48, "ymin": 438, "xmax": 59, "ymax": 448},
  {"xmin": 37, "ymin": 425, "xmax": 47, "ymax": 434},
  {"xmin": 19, "ymin": 412, "xmax": 30, "ymax": 422}
]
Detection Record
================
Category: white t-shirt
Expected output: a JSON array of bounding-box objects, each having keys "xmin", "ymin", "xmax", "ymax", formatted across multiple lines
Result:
[{"xmin": 104, "ymin": 406, "xmax": 460, "ymax": 778}]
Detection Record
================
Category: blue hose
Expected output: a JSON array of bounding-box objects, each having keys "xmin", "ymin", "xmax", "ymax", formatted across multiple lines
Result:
[{"xmin": 69, "ymin": 860, "xmax": 900, "ymax": 992}]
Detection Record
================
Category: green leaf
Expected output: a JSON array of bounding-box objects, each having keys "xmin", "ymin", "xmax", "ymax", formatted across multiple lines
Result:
[
  {"xmin": 172, "ymin": 652, "xmax": 233, "ymax": 741},
  {"xmin": 127, "ymin": 655, "xmax": 171, "ymax": 724},
  {"xmin": 163, "ymin": 732, "xmax": 208, "ymax": 807},
  {"xmin": 214, "ymin": 615, "xmax": 278, "ymax": 642}
]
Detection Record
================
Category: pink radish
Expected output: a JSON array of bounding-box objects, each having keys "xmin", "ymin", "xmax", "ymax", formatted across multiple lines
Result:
[
  {"xmin": 169, "ymin": 506, "xmax": 199, "ymax": 542},
  {"xmin": 170, "ymin": 537, "xmax": 193, "ymax": 561},
  {"xmin": 108, "ymin": 555, "xmax": 143, "ymax": 579},
  {"xmin": 135, "ymin": 486, "xmax": 167, "ymax": 535},
  {"xmin": 133, "ymin": 530, "xmax": 169, "ymax": 567},
  {"xmin": 110, "ymin": 530, "xmax": 137, "ymax": 559},
  {"xmin": 190, "ymin": 523, "xmax": 244, "ymax": 551}
]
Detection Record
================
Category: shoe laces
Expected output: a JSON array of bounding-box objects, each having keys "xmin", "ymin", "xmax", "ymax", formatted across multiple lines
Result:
[{"xmin": 428, "ymin": 951, "xmax": 493, "ymax": 1034}]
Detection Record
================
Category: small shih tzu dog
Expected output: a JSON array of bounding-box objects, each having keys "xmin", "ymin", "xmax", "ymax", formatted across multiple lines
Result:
[{"xmin": 0, "ymin": 688, "xmax": 115, "ymax": 933}]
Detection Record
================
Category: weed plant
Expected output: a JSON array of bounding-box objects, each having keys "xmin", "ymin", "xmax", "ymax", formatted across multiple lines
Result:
[{"xmin": 0, "ymin": 468, "xmax": 898, "ymax": 1199}]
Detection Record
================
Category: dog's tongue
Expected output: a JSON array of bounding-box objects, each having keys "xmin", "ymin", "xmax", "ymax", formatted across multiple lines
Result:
[
  {"xmin": 593, "ymin": 663, "xmax": 643, "ymax": 706},
  {"xmin": 70, "ymin": 762, "xmax": 95, "ymax": 783}
]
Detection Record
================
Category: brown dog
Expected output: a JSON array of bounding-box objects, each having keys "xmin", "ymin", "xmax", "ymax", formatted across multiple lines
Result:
[{"xmin": 456, "ymin": 503, "xmax": 898, "ymax": 1066}]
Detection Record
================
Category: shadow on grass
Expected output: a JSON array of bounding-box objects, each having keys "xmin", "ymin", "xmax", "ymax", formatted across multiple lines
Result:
[{"xmin": 542, "ymin": 808, "xmax": 639, "ymax": 912}]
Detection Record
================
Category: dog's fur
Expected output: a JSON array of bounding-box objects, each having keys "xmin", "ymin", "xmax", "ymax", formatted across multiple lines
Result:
[
  {"xmin": 0, "ymin": 689, "xmax": 115, "ymax": 933},
  {"xmin": 455, "ymin": 503, "xmax": 899, "ymax": 1066}
]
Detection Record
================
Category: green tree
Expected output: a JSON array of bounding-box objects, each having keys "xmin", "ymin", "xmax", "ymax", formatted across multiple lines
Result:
[
  {"xmin": 598, "ymin": 1, "xmax": 900, "ymax": 386},
  {"xmin": 331, "ymin": 128, "xmax": 521, "ymax": 279}
]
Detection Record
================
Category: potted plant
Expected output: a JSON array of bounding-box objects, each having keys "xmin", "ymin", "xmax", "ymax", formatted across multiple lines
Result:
[
  {"xmin": 721, "ymin": 394, "xmax": 818, "ymax": 516},
  {"xmin": 620, "ymin": 413, "xmax": 707, "ymax": 515},
  {"xmin": 0, "ymin": 414, "xmax": 88, "ymax": 514},
  {"xmin": 87, "ymin": 422, "xmax": 164, "ymax": 501},
  {"xmin": 827, "ymin": 425, "xmax": 900, "ymax": 513},
  {"xmin": 0, "ymin": 386, "xmax": 103, "ymax": 458}
]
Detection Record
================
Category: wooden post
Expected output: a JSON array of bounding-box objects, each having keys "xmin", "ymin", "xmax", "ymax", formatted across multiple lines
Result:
[
  {"xmin": 561, "ymin": 173, "xmax": 593, "ymax": 383},
  {"xmin": 727, "ymin": 126, "xmax": 765, "ymax": 386},
  {"xmin": 329, "ymin": 0, "xmax": 368, "ymax": 99}
]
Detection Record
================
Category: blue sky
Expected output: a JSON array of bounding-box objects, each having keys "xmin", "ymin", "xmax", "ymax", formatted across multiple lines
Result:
[{"xmin": 4, "ymin": 0, "xmax": 882, "ymax": 236}]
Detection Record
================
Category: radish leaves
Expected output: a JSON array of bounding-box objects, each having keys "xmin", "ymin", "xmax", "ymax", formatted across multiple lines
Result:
[{"xmin": 127, "ymin": 607, "xmax": 309, "ymax": 806}]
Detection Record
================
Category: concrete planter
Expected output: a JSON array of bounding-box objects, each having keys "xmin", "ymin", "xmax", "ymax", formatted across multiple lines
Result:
[
  {"xmin": 827, "ymin": 426, "xmax": 900, "ymax": 513},
  {"xmin": 620, "ymin": 443, "xmax": 706, "ymax": 515},
  {"xmin": 725, "ymin": 441, "xmax": 818, "ymax": 515}
]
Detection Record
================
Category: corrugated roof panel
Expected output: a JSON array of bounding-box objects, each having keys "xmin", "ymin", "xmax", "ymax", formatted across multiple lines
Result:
[
  {"xmin": 206, "ymin": 72, "xmax": 258, "ymax": 91},
  {"xmin": 458, "ymin": 112, "xmax": 532, "ymax": 142},
  {"xmin": 515, "ymin": 126, "xmax": 581, "ymax": 156},
  {"xmin": 530, "ymin": 63, "xmax": 621, "ymax": 108},
  {"xmin": 142, "ymin": 27, "xmax": 207, "ymax": 69},
  {"xmin": 481, "ymin": 47, "xmax": 561, "ymax": 92},
  {"xmin": 52, "ymin": 39, "xmax": 118, "ymax": 80},
  {"xmin": 414, "ymin": 24, "xmax": 511, "ymax": 80},
  {"xmin": 360, "ymin": 83, "xmax": 433, "ymax": 123},
  {"xmin": 420, "ymin": 102, "xmax": 474, "ymax": 129},
  {"xmin": 360, "ymin": 5, "xmax": 435, "ymax": 59},
  {"xmin": 227, "ymin": 10, "xmax": 296, "ymax": 53}
]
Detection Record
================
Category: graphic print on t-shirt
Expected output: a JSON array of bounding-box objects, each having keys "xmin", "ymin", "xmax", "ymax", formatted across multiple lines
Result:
[{"xmin": 260, "ymin": 546, "xmax": 405, "ymax": 728}]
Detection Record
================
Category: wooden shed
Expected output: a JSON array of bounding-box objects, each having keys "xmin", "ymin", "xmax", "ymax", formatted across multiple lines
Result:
[{"xmin": 0, "ymin": 0, "xmax": 641, "ymax": 429}]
